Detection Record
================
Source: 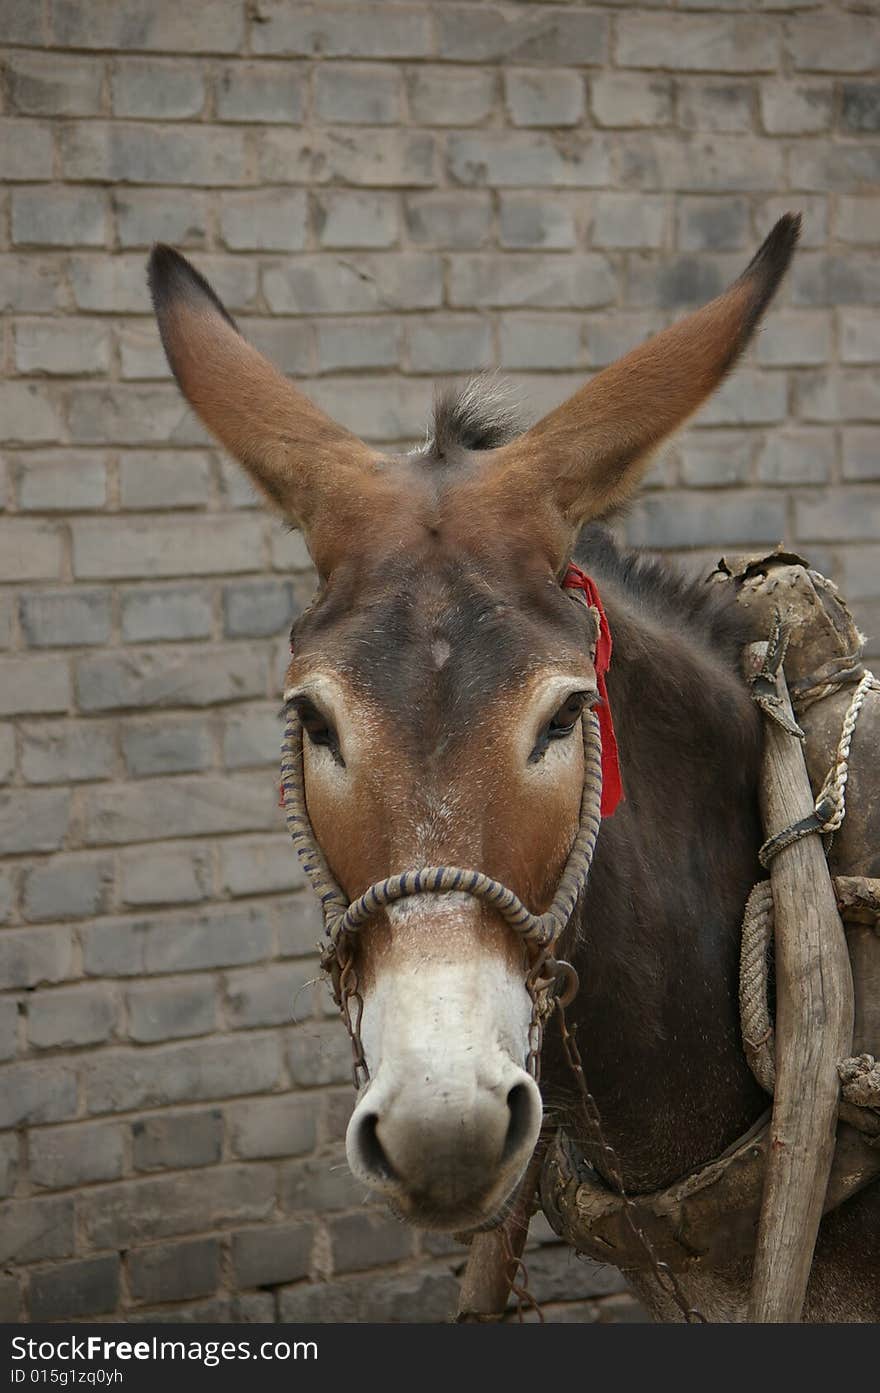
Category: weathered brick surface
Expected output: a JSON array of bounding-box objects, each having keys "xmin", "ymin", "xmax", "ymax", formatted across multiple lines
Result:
[{"xmin": 0, "ymin": 0, "xmax": 874, "ymax": 1326}]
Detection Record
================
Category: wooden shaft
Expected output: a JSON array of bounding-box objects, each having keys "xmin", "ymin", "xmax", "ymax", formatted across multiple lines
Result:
[
  {"xmin": 745, "ymin": 644, "xmax": 854, "ymax": 1323},
  {"xmin": 456, "ymin": 1136, "xmax": 547, "ymax": 1321}
]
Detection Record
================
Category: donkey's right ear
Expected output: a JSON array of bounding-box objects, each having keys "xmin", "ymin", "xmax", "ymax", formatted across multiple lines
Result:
[{"xmin": 148, "ymin": 246, "xmax": 375, "ymax": 554}]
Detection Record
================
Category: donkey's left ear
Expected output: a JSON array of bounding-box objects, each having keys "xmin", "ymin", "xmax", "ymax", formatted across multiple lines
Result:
[{"xmin": 490, "ymin": 214, "xmax": 800, "ymax": 529}]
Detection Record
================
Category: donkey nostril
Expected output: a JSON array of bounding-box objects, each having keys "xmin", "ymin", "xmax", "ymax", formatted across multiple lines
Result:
[
  {"xmin": 502, "ymin": 1082, "xmax": 539, "ymax": 1166},
  {"xmin": 353, "ymin": 1111, "xmax": 397, "ymax": 1183}
]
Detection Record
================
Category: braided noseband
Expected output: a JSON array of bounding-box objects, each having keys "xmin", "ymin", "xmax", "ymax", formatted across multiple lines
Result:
[{"xmin": 280, "ymin": 706, "xmax": 604, "ymax": 971}]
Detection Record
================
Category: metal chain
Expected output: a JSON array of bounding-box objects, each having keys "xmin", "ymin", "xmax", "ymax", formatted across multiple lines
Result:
[
  {"xmin": 500, "ymin": 1222, "xmax": 544, "ymax": 1324},
  {"xmin": 556, "ymin": 998, "xmax": 706, "ymax": 1324}
]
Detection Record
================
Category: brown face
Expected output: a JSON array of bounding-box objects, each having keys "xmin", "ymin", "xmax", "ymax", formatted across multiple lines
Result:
[{"xmin": 149, "ymin": 215, "xmax": 800, "ymax": 1229}]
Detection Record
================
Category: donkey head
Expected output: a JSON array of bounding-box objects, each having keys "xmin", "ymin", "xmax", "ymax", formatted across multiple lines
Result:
[{"xmin": 149, "ymin": 216, "xmax": 798, "ymax": 1232}]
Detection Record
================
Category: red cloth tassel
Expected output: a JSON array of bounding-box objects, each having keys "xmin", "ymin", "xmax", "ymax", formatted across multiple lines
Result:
[{"xmin": 562, "ymin": 562, "xmax": 624, "ymax": 818}]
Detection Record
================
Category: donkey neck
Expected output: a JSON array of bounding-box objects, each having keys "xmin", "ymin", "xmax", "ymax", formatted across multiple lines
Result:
[{"xmin": 542, "ymin": 536, "xmax": 768, "ymax": 1193}]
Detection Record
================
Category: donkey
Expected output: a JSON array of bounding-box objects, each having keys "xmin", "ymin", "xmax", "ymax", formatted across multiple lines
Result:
[{"xmin": 148, "ymin": 217, "xmax": 879, "ymax": 1321}]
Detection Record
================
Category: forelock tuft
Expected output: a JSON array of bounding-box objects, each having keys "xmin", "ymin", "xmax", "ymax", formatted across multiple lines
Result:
[{"xmin": 428, "ymin": 376, "xmax": 521, "ymax": 455}]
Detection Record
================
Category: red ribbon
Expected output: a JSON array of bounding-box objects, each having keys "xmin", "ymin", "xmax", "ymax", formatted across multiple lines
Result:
[{"xmin": 562, "ymin": 562, "xmax": 624, "ymax": 819}]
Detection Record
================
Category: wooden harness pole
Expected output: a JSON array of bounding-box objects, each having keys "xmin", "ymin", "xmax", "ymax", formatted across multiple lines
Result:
[{"xmin": 745, "ymin": 643, "xmax": 854, "ymax": 1323}]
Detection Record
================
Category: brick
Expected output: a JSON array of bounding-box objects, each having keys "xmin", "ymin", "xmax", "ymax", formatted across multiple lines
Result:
[
  {"xmin": 349, "ymin": 1269, "xmax": 459, "ymax": 1323},
  {"xmin": 15, "ymin": 319, "xmax": 110, "ymax": 376},
  {"xmin": 317, "ymin": 317, "xmax": 402, "ymax": 373},
  {"xmin": 0, "ymin": 926, "xmax": 73, "ymax": 989},
  {"xmin": 406, "ymin": 67, "xmax": 494, "ymax": 127},
  {"xmin": 407, "ymin": 317, "xmax": 492, "ymax": 374},
  {"xmin": 448, "ymin": 254, "xmax": 615, "ymax": 309},
  {"xmin": 0, "ymin": 255, "xmax": 64, "ymax": 312},
  {"xmin": 677, "ymin": 197, "xmax": 750, "ymax": 252},
  {"xmin": 404, "ymin": 192, "xmax": 491, "ymax": 249},
  {"xmin": 228, "ymin": 1094, "xmax": 317, "ymax": 1159},
  {"xmin": 505, "ymin": 69, "xmax": 584, "ymax": 127},
  {"xmin": 590, "ymin": 73, "xmax": 672, "ymax": 128},
  {"xmin": 29, "ymin": 1254, "xmax": 120, "ymax": 1319},
  {"xmin": 76, "ymin": 645, "xmax": 265, "ymax": 713},
  {"xmin": 251, "ymin": 3, "xmax": 431, "ymax": 58},
  {"xmin": 122, "ymin": 714, "xmax": 213, "ymax": 779},
  {"xmin": 757, "ymin": 431, "xmax": 834, "ymax": 486},
  {"xmin": 0, "ymin": 657, "xmax": 71, "ymax": 718},
  {"xmin": 839, "ymin": 309, "xmax": 880, "ymax": 365},
  {"xmin": 760, "ymin": 81, "xmax": 832, "ymax": 135},
  {"xmin": 618, "ymin": 15, "xmax": 777, "ymax": 71},
  {"xmin": 287, "ymin": 1021, "xmax": 353, "ymax": 1088},
  {"xmin": 280, "ymin": 1155, "xmax": 362, "ymax": 1214},
  {"xmin": 0, "ymin": 861, "xmax": 13, "ymax": 914},
  {"xmin": 620, "ymin": 135, "xmax": 784, "ymax": 193},
  {"xmin": 120, "ymin": 843, "xmax": 213, "ymax": 906},
  {"xmin": 315, "ymin": 64, "xmax": 401, "ymax": 125},
  {"xmin": 790, "ymin": 253, "xmax": 880, "ymax": 307},
  {"xmin": 30, "ymin": 1120, "xmax": 125, "ymax": 1191},
  {"xmin": 0, "ymin": 1061, "xmax": 77, "ymax": 1129},
  {"xmin": 841, "ymin": 83, "xmax": 880, "ymax": 135},
  {"xmin": 217, "ymin": 457, "xmax": 259, "ymax": 509},
  {"xmin": 119, "ymin": 452, "xmax": 211, "ymax": 508},
  {"xmin": 23, "ymin": 855, "xmax": 112, "ymax": 922},
  {"xmin": 795, "ymin": 488, "xmax": 880, "ymax": 542},
  {"xmin": 679, "ymin": 433, "xmax": 752, "ymax": 488},
  {"xmin": 120, "ymin": 585, "xmax": 214, "ymax": 643},
  {"xmin": 790, "ymin": 143, "xmax": 880, "ymax": 194},
  {"xmin": 68, "ymin": 254, "xmax": 152, "ymax": 312},
  {"xmin": 838, "ymin": 545, "xmax": 880, "ymax": 600},
  {"xmin": 843, "ymin": 430, "xmax": 880, "ymax": 482},
  {"xmin": 257, "ymin": 128, "xmax": 436, "ymax": 187},
  {"xmin": 129, "ymin": 1237, "xmax": 221, "ymax": 1305},
  {"xmin": 269, "ymin": 531, "xmax": 313, "ymax": 574},
  {"xmin": 79, "ymin": 774, "xmax": 276, "ymax": 847},
  {"xmin": 499, "ymin": 314, "xmax": 582, "ymax": 371},
  {"xmin": 678, "ymin": 80, "xmax": 753, "ymax": 135},
  {"xmin": 755, "ymin": 310, "xmax": 831, "ymax": 367},
  {"xmin": 219, "ymin": 190, "xmax": 308, "ymax": 253},
  {"xmin": 222, "ymin": 707, "xmax": 282, "ymax": 769},
  {"xmin": 117, "ymin": 324, "xmax": 170, "ymax": 380},
  {"xmin": 60, "ymin": 121, "xmax": 250, "ymax": 187},
  {"xmin": 0, "ymin": 1275, "xmax": 20, "ymax": 1322},
  {"xmin": 0, "ymin": 521, "xmax": 63, "ymax": 580},
  {"xmin": 28, "ymin": 985, "xmax": 116, "ymax": 1049},
  {"xmin": 329, "ymin": 1211, "xmax": 412, "ymax": 1274},
  {"xmin": 16, "ymin": 453, "xmax": 106, "ymax": 512},
  {"xmin": 593, "ymin": 193, "xmax": 666, "ymax": 250},
  {"xmin": 7, "ymin": 52, "xmax": 102, "ymax": 116},
  {"xmin": 0, "ymin": 597, "xmax": 11, "ymax": 653},
  {"xmin": 498, "ymin": 194, "xmax": 576, "ymax": 249},
  {"xmin": 435, "ymin": 7, "xmax": 607, "ymax": 65},
  {"xmin": 240, "ymin": 319, "xmax": 314, "ymax": 377},
  {"xmin": 72, "ymin": 517, "xmax": 264, "ymax": 579},
  {"xmin": 626, "ymin": 492, "xmax": 787, "ymax": 549},
  {"xmin": 111, "ymin": 58, "xmax": 205, "ymax": 119},
  {"xmin": 305, "ymin": 376, "xmax": 432, "ymax": 442},
  {"xmin": 0, "ymin": 1134, "xmax": 19, "ymax": 1198},
  {"xmin": 127, "ymin": 977, "xmax": 217, "ymax": 1043},
  {"xmin": 114, "ymin": 189, "xmax": 210, "ymax": 249},
  {"xmin": 85, "ymin": 1035, "xmax": 282, "ymax": 1115},
  {"xmin": 696, "ymin": 371, "xmax": 787, "ymax": 426},
  {"xmin": 277, "ymin": 1278, "xmax": 360, "ymax": 1322},
  {"xmin": 82, "ymin": 904, "xmax": 273, "ymax": 976},
  {"xmin": 132, "ymin": 1108, "xmax": 223, "ymax": 1172},
  {"xmin": 786, "ymin": 14, "xmax": 879, "ymax": 73},
  {"xmin": 0, "ymin": 119, "xmax": 53, "ymax": 180},
  {"xmin": 0, "ymin": 1195, "xmax": 75, "ymax": 1264},
  {"xmin": 67, "ymin": 385, "xmax": 205, "ymax": 444},
  {"xmin": 20, "ymin": 720, "xmax": 114, "ymax": 784},
  {"xmin": 225, "ymin": 962, "xmax": 316, "ymax": 1030},
  {"xmin": 315, "ymin": 192, "xmax": 399, "ymax": 250},
  {"xmin": 81, "ymin": 1159, "xmax": 275, "ymax": 1244},
  {"xmin": 449, "ymin": 132, "xmax": 610, "ymax": 188},
  {"xmin": 19, "ymin": 589, "xmax": 111, "ymax": 648},
  {"xmin": 12, "ymin": 187, "xmax": 106, "ymax": 248},
  {"xmin": 50, "ymin": 0, "xmax": 245, "ymax": 52},
  {"xmin": 215, "ymin": 62, "xmax": 305, "ymax": 124},
  {"xmin": 231, "ymin": 1222, "xmax": 312, "ymax": 1288},
  {"xmin": 263, "ymin": 254, "xmax": 441, "ymax": 314},
  {"xmin": 0, "ymin": 997, "xmax": 18, "ymax": 1061},
  {"xmin": 0, "ymin": 383, "xmax": 63, "ymax": 444}
]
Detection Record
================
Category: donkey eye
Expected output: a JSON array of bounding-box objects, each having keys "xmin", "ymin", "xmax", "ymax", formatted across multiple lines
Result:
[
  {"xmin": 294, "ymin": 699, "xmax": 345, "ymax": 767},
  {"xmin": 528, "ymin": 691, "xmax": 592, "ymax": 764}
]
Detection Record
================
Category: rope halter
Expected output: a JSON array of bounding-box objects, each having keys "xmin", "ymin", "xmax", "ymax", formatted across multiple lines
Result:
[{"xmin": 279, "ymin": 705, "xmax": 605, "ymax": 1082}]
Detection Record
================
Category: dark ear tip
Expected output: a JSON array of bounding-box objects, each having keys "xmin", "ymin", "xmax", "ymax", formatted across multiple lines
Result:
[
  {"xmin": 146, "ymin": 243, "xmax": 238, "ymax": 332},
  {"xmin": 746, "ymin": 212, "xmax": 801, "ymax": 283}
]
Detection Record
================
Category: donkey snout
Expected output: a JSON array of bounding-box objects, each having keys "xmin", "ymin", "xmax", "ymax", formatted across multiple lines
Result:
[{"xmin": 346, "ymin": 1064, "xmax": 542, "ymax": 1228}]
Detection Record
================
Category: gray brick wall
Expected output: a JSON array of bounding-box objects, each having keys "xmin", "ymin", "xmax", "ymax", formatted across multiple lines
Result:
[{"xmin": 1, "ymin": 0, "xmax": 878, "ymax": 1325}]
